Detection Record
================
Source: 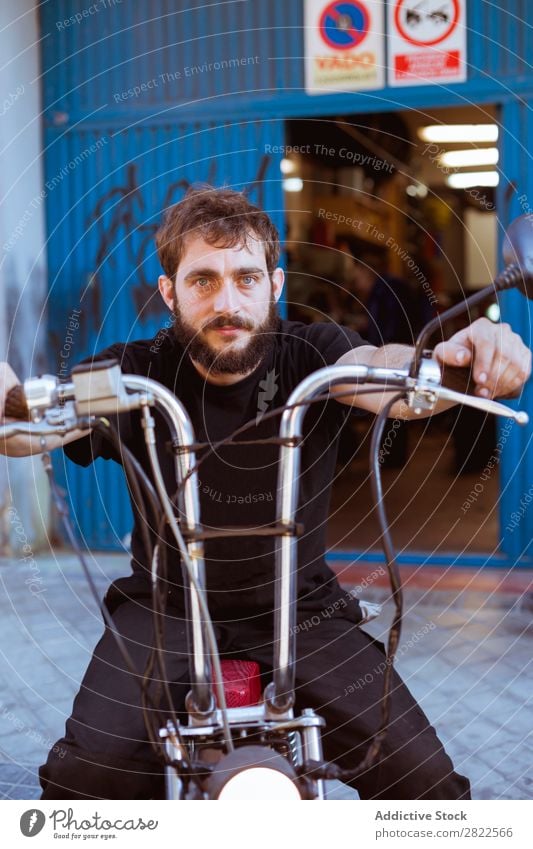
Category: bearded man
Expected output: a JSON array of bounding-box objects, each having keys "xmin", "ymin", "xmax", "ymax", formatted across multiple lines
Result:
[{"xmin": 1, "ymin": 186, "xmax": 530, "ymax": 799}]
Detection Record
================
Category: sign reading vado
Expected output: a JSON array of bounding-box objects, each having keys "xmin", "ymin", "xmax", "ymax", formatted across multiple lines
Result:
[
  {"xmin": 305, "ymin": 0, "xmax": 385, "ymax": 93},
  {"xmin": 388, "ymin": 0, "xmax": 467, "ymax": 86}
]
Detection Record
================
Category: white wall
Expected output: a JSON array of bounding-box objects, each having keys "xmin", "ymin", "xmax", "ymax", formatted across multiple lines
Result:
[
  {"xmin": 464, "ymin": 208, "xmax": 497, "ymax": 290},
  {"xmin": 0, "ymin": 2, "xmax": 50, "ymax": 551}
]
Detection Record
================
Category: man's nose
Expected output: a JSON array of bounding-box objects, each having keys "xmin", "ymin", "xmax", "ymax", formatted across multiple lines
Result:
[{"xmin": 213, "ymin": 280, "xmax": 238, "ymax": 313}]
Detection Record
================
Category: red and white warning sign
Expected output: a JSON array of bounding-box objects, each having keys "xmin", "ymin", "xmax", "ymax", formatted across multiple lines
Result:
[
  {"xmin": 304, "ymin": 0, "xmax": 385, "ymax": 94},
  {"xmin": 387, "ymin": 0, "xmax": 467, "ymax": 86}
]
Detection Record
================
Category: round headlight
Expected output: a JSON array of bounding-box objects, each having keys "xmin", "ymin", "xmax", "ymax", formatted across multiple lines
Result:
[{"xmin": 206, "ymin": 745, "xmax": 302, "ymax": 801}]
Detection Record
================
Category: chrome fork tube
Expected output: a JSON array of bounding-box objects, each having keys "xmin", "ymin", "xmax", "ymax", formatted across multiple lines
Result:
[
  {"xmin": 123, "ymin": 375, "xmax": 211, "ymax": 712},
  {"xmin": 271, "ymin": 365, "xmax": 373, "ymax": 710}
]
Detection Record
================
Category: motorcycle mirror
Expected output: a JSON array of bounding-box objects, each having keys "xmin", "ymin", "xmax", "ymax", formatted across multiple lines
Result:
[
  {"xmin": 501, "ymin": 214, "xmax": 533, "ymax": 299},
  {"xmin": 410, "ymin": 214, "xmax": 533, "ymax": 376}
]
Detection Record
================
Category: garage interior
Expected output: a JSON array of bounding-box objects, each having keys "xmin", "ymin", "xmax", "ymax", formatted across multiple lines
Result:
[{"xmin": 282, "ymin": 104, "xmax": 502, "ymax": 556}]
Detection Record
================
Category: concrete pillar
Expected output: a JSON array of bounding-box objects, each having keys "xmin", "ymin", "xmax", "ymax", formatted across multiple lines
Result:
[{"xmin": 0, "ymin": 2, "xmax": 50, "ymax": 553}]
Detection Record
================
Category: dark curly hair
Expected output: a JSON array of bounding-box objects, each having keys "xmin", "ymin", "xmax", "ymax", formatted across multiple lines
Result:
[{"xmin": 155, "ymin": 185, "xmax": 281, "ymax": 278}]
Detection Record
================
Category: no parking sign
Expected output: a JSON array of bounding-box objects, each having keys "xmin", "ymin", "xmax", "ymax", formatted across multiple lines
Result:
[
  {"xmin": 304, "ymin": 0, "xmax": 385, "ymax": 93},
  {"xmin": 388, "ymin": 0, "xmax": 467, "ymax": 86}
]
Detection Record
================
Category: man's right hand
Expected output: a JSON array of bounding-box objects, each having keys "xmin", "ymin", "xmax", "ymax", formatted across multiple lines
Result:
[
  {"xmin": 0, "ymin": 362, "xmax": 88, "ymax": 457},
  {"xmin": 0, "ymin": 361, "xmax": 22, "ymax": 419}
]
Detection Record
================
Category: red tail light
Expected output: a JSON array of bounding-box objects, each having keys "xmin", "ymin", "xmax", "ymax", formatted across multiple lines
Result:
[{"xmin": 214, "ymin": 659, "xmax": 262, "ymax": 707}]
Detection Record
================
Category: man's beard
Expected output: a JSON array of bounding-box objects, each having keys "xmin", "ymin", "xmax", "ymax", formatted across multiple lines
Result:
[{"xmin": 172, "ymin": 297, "xmax": 280, "ymax": 375}]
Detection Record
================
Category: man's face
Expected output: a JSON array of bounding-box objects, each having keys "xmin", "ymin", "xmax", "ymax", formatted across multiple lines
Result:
[{"xmin": 158, "ymin": 233, "xmax": 284, "ymax": 379}]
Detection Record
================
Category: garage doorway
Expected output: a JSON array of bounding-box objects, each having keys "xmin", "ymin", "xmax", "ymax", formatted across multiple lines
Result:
[{"xmin": 282, "ymin": 104, "xmax": 501, "ymax": 556}]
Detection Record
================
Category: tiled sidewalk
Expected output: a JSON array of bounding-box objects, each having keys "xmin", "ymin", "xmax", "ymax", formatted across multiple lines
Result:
[{"xmin": 0, "ymin": 552, "xmax": 531, "ymax": 799}]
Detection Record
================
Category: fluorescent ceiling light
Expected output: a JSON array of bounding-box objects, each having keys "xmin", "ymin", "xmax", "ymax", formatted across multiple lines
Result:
[
  {"xmin": 283, "ymin": 177, "xmax": 303, "ymax": 192},
  {"xmin": 280, "ymin": 158, "xmax": 296, "ymax": 174},
  {"xmin": 419, "ymin": 124, "xmax": 499, "ymax": 144},
  {"xmin": 439, "ymin": 148, "xmax": 499, "ymax": 168},
  {"xmin": 486, "ymin": 303, "xmax": 500, "ymax": 322},
  {"xmin": 406, "ymin": 182, "xmax": 428, "ymax": 198},
  {"xmin": 447, "ymin": 171, "xmax": 499, "ymax": 189}
]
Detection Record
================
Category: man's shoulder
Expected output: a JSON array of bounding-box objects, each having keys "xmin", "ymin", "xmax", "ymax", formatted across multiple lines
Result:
[
  {"xmin": 88, "ymin": 329, "xmax": 178, "ymax": 374},
  {"xmin": 277, "ymin": 319, "xmax": 365, "ymax": 351},
  {"xmin": 278, "ymin": 318, "xmax": 336, "ymax": 342}
]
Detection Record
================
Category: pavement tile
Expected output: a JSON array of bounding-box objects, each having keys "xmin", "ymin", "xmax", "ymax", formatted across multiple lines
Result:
[
  {"xmin": 474, "ymin": 740, "xmax": 533, "ymax": 776},
  {"xmin": 474, "ymin": 773, "xmax": 531, "ymax": 800},
  {"xmin": 0, "ymin": 763, "xmax": 37, "ymax": 782},
  {"xmin": 2, "ymin": 785, "xmax": 41, "ymax": 800},
  {"xmin": 1, "ymin": 555, "xmax": 531, "ymax": 800},
  {"xmin": 452, "ymin": 756, "xmax": 499, "ymax": 789},
  {"xmin": 0, "ymin": 763, "xmax": 41, "ymax": 800}
]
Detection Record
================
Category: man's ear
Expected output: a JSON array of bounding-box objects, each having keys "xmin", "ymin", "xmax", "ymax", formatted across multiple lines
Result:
[
  {"xmin": 271, "ymin": 267, "xmax": 285, "ymax": 302},
  {"xmin": 158, "ymin": 275, "xmax": 174, "ymax": 310}
]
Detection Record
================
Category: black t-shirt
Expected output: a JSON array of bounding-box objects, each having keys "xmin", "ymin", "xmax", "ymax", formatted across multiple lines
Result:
[{"xmin": 65, "ymin": 319, "xmax": 368, "ymax": 624}]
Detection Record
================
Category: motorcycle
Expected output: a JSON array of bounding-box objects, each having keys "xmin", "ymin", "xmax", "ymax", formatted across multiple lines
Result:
[{"xmin": 1, "ymin": 217, "xmax": 531, "ymax": 800}]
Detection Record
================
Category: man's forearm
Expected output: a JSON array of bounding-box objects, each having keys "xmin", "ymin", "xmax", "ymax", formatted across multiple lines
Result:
[
  {"xmin": 365, "ymin": 343, "xmax": 413, "ymax": 370},
  {"xmin": 0, "ymin": 427, "xmax": 89, "ymax": 457},
  {"xmin": 335, "ymin": 344, "xmax": 410, "ymax": 417},
  {"xmin": 335, "ymin": 344, "xmax": 457, "ymax": 418}
]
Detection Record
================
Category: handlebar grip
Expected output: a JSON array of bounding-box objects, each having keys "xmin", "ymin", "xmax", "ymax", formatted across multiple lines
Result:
[
  {"xmin": 439, "ymin": 363, "xmax": 474, "ymax": 394},
  {"xmin": 4, "ymin": 385, "xmax": 30, "ymax": 421}
]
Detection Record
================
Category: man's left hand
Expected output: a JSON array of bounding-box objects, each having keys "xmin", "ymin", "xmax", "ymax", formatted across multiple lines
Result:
[{"xmin": 433, "ymin": 317, "xmax": 532, "ymax": 399}]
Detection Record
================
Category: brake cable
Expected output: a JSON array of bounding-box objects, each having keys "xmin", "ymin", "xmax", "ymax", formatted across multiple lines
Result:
[
  {"xmin": 161, "ymin": 384, "xmax": 408, "ymax": 778},
  {"xmin": 41, "ymin": 381, "xmax": 408, "ymax": 784},
  {"xmin": 298, "ymin": 393, "xmax": 407, "ymax": 784},
  {"xmin": 92, "ymin": 420, "xmax": 190, "ymax": 759},
  {"xmin": 43, "ymin": 432, "xmax": 194, "ymax": 775}
]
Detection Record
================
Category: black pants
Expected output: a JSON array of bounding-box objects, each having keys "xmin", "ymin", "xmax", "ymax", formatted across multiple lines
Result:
[{"xmin": 39, "ymin": 601, "xmax": 470, "ymax": 800}]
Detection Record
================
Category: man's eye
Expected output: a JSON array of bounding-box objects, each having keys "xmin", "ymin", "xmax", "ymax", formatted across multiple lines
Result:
[
  {"xmin": 195, "ymin": 278, "xmax": 211, "ymax": 288},
  {"xmin": 241, "ymin": 276, "xmax": 257, "ymax": 286}
]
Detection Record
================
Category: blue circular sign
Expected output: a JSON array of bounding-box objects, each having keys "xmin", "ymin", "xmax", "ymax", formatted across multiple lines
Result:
[{"xmin": 319, "ymin": 1, "xmax": 370, "ymax": 50}]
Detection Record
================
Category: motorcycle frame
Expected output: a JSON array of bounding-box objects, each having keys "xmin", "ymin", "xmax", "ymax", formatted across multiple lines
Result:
[{"xmin": 121, "ymin": 367, "xmax": 405, "ymax": 799}]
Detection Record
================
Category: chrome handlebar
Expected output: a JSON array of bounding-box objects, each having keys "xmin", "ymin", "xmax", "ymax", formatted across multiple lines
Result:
[{"xmin": 0, "ymin": 361, "xmax": 528, "ymax": 714}]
